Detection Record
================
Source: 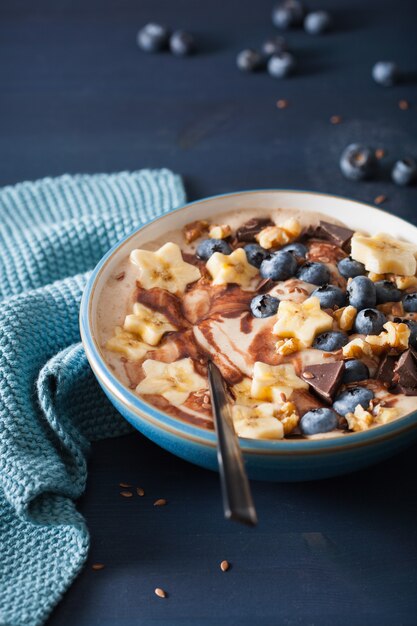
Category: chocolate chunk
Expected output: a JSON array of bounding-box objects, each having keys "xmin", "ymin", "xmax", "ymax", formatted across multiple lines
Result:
[
  {"xmin": 393, "ymin": 349, "xmax": 417, "ymax": 392},
  {"xmin": 236, "ymin": 217, "xmax": 274, "ymax": 242},
  {"xmin": 311, "ymin": 221, "xmax": 354, "ymax": 250},
  {"xmin": 376, "ymin": 353, "xmax": 398, "ymax": 387},
  {"xmin": 301, "ymin": 361, "xmax": 345, "ymax": 404}
]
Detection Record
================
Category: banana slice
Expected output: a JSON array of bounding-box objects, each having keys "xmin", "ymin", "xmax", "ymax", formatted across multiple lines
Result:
[
  {"xmin": 231, "ymin": 404, "xmax": 284, "ymax": 439},
  {"xmin": 130, "ymin": 242, "xmax": 201, "ymax": 294},
  {"xmin": 206, "ymin": 248, "xmax": 258, "ymax": 287},
  {"xmin": 351, "ymin": 232, "xmax": 417, "ymax": 276},
  {"xmin": 106, "ymin": 327, "xmax": 151, "ymax": 361},
  {"xmin": 136, "ymin": 357, "xmax": 207, "ymax": 406},
  {"xmin": 272, "ymin": 297, "xmax": 333, "ymax": 347},
  {"xmin": 251, "ymin": 361, "xmax": 308, "ymax": 402},
  {"xmin": 123, "ymin": 303, "xmax": 177, "ymax": 346}
]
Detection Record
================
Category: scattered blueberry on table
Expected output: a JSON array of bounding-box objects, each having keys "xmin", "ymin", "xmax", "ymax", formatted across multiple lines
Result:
[
  {"xmin": 304, "ymin": 11, "xmax": 332, "ymax": 35},
  {"xmin": 372, "ymin": 61, "xmax": 399, "ymax": 86},
  {"xmin": 261, "ymin": 36, "xmax": 287, "ymax": 58},
  {"xmin": 340, "ymin": 144, "xmax": 376, "ymax": 181},
  {"xmin": 313, "ymin": 330, "xmax": 349, "ymax": 351},
  {"xmin": 272, "ymin": 0, "xmax": 306, "ymax": 29},
  {"xmin": 300, "ymin": 408, "xmax": 339, "ymax": 435},
  {"xmin": 196, "ymin": 239, "xmax": 232, "ymax": 260},
  {"xmin": 137, "ymin": 23, "xmax": 170, "ymax": 53},
  {"xmin": 250, "ymin": 294, "xmax": 280, "ymax": 318},
  {"xmin": 267, "ymin": 51, "xmax": 296, "ymax": 78},
  {"xmin": 236, "ymin": 49, "xmax": 264, "ymax": 72},
  {"xmin": 170, "ymin": 30, "xmax": 196, "ymax": 56},
  {"xmin": 391, "ymin": 158, "xmax": 417, "ymax": 186}
]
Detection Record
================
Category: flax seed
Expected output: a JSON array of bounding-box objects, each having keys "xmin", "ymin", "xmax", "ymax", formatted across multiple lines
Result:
[
  {"xmin": 119, "ymin": 482, "xmax": 131, "ymax": 488},
  {"xmin": 154, "ymin": 588, "xmax": 167, "ymax": 598},
  {"xmin": 92, "ymin": 563, "xmax": 105, "ymax": 571},
  {"xmin": 115, "ymin": 271, "xmax": 125, "ymax": 281},
  {"xmin": 280, "ymin": 392, "xmax": 287, "ymax": 402},
  {"xmin": 220, "ymin": 560, "xmax": 230, "ymax": 572},
  {"xmin": 276, "ymin": 99, "xmax": 288, "ymax": 109},
  {"xmin": 374, "ymin": 195, "xmax": 386, "ymax": 205},
  {"xmin": 154, "ymin": 498, "xmax": 167, "ymax": 507},
  {"xmin": 398, "ymin": 99, "xmax": 409, "ymax": 110},
  {"xmin": 136, "ymin": 487, "xmax": 145, "ymax": 497},
  {"xmin": 120, "ymin": 491, "xmax": 133, "ymax": 498},
  {"xmin": 330, "ymin": 115, "xmax": 342, "ymax": 125}
]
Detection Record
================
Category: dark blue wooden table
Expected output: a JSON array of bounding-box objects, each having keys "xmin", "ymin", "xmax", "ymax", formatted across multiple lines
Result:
[{"xmin": 1, "ymin": 1, "xmax": 417, "ymax": 624}]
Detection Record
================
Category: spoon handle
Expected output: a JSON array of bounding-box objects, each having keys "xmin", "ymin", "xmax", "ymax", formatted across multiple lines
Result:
[{"xmin": 207, "ymin": 361, "xmax": 258, "ymax": 527}]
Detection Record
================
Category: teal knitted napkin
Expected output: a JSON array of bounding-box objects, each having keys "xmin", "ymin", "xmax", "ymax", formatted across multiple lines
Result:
[{"xmin": 0, "ymin": 170, "xmax": 186, "ymax": 626}]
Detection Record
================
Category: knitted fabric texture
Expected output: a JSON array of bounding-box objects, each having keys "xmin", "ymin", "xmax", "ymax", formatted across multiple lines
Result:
[{"xmin": 0, "ymin": 170, "xmax": 186, "ymax": 626}]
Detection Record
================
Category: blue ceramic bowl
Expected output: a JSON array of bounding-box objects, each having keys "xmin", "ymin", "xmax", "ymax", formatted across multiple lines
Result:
[{"xmin": 80, "ymin": 190, "xmax": 417, "ymax": 481}]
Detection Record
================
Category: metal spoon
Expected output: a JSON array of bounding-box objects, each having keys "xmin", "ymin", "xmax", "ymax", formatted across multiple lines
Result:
[{"xmin": 207, "ymin": 361, "xmax": 258, "ymax": 527}]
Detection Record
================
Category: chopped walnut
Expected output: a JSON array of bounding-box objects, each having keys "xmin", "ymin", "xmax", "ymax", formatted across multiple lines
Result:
[
  {"xmin": 209, "ymin": 224, "xmax": 232, "ymax": 239},
  {"xmin": 277, "ymin": 401, "xmax": 299, "ymax": 434},
  {"xmin": 365, "ymin": 321, "xmax": 410, "ymax": 354},
  {"xmin": 394, "ymin": 275, "xmax": 417, "ymax": 290},
  {"xmin": 346, "ymin": 405, "xmax": 374, "ymax": 432},
  {"xmin": 333, "ymin": 305, "xmax": 357, "ymax": 331},
  {"xmin": 256, "ymin": 218, "xmax": 301, "ymax": 250},
  {"xmin": 275, "ymin": 337, "xmax": 303, "ymax": 355},
  {"xmin": 183, "ymin": 220, "xmax": 209, "ymax": 243},
  {"xmin": 368, "ymin": 272, "xmax": 386, "ymax": 282},
  {"xmin": 342, "ymin": 338, "xmax": 373, "ymax": 359},
  {"xmin": 391, "ymin": 301, "xmax": 404, "ymax": 317}
]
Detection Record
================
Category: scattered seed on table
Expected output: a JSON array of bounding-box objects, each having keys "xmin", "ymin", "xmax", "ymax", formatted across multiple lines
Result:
[
  {"xmin": 398, "ymin": 99, "xmax": 409, "ymax": 110},
  {"xmin": 330, "ymin": 115, "xmax": 342, "ymax": 125},
  {"xmin": 154, "ymin": 498, "xmax": 167, "ymax": 506},
  {"xmin": 374, "ymin": 195, "xmax": 386, "ymax": 205},
  {"xmin": 276, "ymin": 99, "xmax": 288, "ymax": 109},
  {"xmin": 155, "ymin": 588, "xmax": 167, "ymax": 598},
  {"xmin": 136, "ymin": 487, "xmax": 145, "ymax": 497},
  {"xmin": 220, "ymin": 560, "xmax": 230, "ymax": 572},
  {"xmin": 120, "ymin": 490, "xmax": 133, "ymax": 498},
  {"xmin": 375, "ymin": 148, "xmax": 385, "ymax": 160},
  {"xmin": 119, "ymin": 482, "xmax": 131, "ymax": 488},
  {"xmin": 92, "ymin": 563, "xmax": 105, "ymax": 571}
]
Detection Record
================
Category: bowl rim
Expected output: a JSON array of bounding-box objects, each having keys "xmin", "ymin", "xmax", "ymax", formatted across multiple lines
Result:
[{"xmin": 80, "ymin": 188, "xmax": 417, "ymax": 454}]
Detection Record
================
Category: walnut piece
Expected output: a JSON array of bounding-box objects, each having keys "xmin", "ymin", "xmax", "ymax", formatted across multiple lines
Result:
[
  {"xmin": 333, "ymin": 305, "xmax": 357, "ymax": 331},
  {"xmin": 183, "ymin": 220, "xmax": 209, "ymax": 243},
  {"xmin": 346, "ymin": 405, "xmax": 374, "ymax": 432},
  {"xmin": 256, "ymin": 218, "xmax": 301, "ymax": 250},
  {"xmin": 275, "ymin": 338, "xmax": 303, "ymax": 355}
]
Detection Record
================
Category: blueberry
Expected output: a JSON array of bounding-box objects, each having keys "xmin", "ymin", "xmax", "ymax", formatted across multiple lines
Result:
[
  {"xmin": 391, "ymin": 158, "xmax": 417, "ymax": 186},
  {"xmin": 169, "ymin": 31, "xmax": 196, "ymax": 56},
  {"xmin": 311, "ymin": 284, "xmax": 346, "ymax": 309},
  {"xmin": 236, "ymin": 49, "xmax": 263, "ymax": 73},
  {"xmin": 260, "ymin": 251, "xmax": 297, "ymax": 281},
  {"xmin": 280, "ymin": 242, "xmax": 307, "ymax": 258},
  {"xmin": 372, "ymin": 61, "xmax": 399, "ymax": 87},
  {"xmin": 261, "ymin": 36, "xmax": 287, "ymax": 58},
  {"xmin": 300, "ymin": 408, "xmax": 339, "ymax": 435},
  {"xmin": 304, "ymin": 11, "xmax": 332, "ymax": 35},
  {"xmin": 313, "ymin": 331, "xmax": 349, "ymax": 351},
  {"xmin": 250, "ymin": 294, "xmax": 280, "ymax": 318},
  {"xmin": 137, "ymin": 23, "xmax": 170, "ymax": 53},
  {"xmin": 403, "ymin": 293, "xmax": 417, "ymax": 312},
  {"xmin": 375, "ymin": 280, "xmax": 402, "ymax": 304},
  {"xmin": 337, "ymin": 257, "xmax": 366, "ymax": 279},
  {"xmin": 333, "ymin": 387, "xmax": 374, "ymax": 417},
  {"xmin": 267, "ymin": 52, "xmax": 296, "ymax": 78},
  {"xmin": 272, "ymin": 0, "xmax": 305, "ymax": 29},
  {"xmin": 296, "ymin": 261, "xmax": 330, "ymax": 286},
  {"xmin": 342, "ymin": 359, "xmax": 370, "ymax": 385},
  {"xmin": 244, "ymin": 244, "xmax": 269, "ymax": 268},
  {"xmin": 354, "ymin": 308, "xmax": 387, "ymax": 335},
  {"xmin": 347, "ymin": 276, "xmax": 377, "ymax": 310},
  {"xmin": 196, "ymin": 239, "xmax": 232, "ymax": 260},
  {"xmin": 340, "ymin": 144, "xmax": 376, "ymax": 181}
]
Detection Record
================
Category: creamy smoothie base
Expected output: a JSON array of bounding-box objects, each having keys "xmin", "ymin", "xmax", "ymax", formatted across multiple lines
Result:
[{"xmin": 97, "ymin": 207, "xmax": 417, "ymax": 440}]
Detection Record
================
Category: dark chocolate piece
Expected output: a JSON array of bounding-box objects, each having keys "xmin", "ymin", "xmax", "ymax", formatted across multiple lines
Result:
[
  {"xmin": 376, "ymin": 353, "xmax": 398, "ymax": 388},
  {"xmin": 301, "ymin": 361, "xmax": 344, "ymax": 404},
  {"xmin": 393, "ymin": 349, "xmax": 417, "ymax": 392},
  {"xmin": 236, "ymin": 217, "xmax": 274, "ymax": 242},
  {"xmin": 311, "ymin": 220, "xmax": 354, "ymax": 250}
]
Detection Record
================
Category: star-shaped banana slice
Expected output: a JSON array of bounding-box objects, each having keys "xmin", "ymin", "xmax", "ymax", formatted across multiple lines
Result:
[
  {"xmin": 106, "ymin": 327, "xmax": 151, "ymax": 361},
  {"xmin": 136, "ymin": 358, "xmax": 207, "ymax": 406},
  {"xmin": 272, "ymin": 296, "xmax": 333, "ymax": 347},
  {"xmin": 231, "ymin": 403, "xmax": 284, "ymax": 439},
  {"xmin": 251, "ymin": 361, "xmax": 308, "ymax": 402},
  {"xmin": 130, "ymin": 242, "xmax": 201, "ymax": 294},
  {"xmin": 123, "ymin": 303, "xmax": 177, "ymax": 346},
  {"xmin": 206, "ymin": 248, "xmax": 258, "ymax": 287},
  {"xmin": 351, "ymin": 232, "xmax": 417, "ymax": 276}
]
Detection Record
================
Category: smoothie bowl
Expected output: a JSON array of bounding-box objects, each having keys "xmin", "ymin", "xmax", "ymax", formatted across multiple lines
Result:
[{"xmin": 80, "ymin": 190, "xmax": 417, "ymax": 481}]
